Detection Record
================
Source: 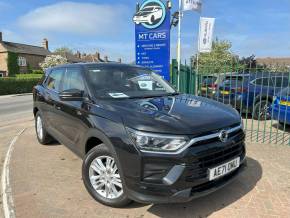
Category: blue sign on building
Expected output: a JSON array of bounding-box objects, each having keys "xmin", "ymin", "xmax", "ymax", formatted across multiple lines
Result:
[{"xmin": 133, "ymin": 0, "xmax": 171, "ymax": 81}]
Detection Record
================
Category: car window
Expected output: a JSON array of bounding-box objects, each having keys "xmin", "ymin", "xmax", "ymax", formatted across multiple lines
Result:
[
  {"xmin": 252, "ymin": 78, "xmax": 273, "ymax": 86},
  {"xmin": 202, "ymin": 77, "xmax": 217, "ymax": 85},
  {"xmin": 86, "ymin": 66, "xmax": 176, "ymax": 99},
  {"xmin": 46, "ymin": 69, "xmax": 64, "ymax": 92},
  {"xmin": 272, "ymin": 77, "xmax": 288, "ymax": 88},
  {"xmin": 62, "ymin": 68, "xmax": 85, "ymax": 92}
]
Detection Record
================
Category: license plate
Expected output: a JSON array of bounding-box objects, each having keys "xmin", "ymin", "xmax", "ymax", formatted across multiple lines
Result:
[
  {"xmin": 280, "ymin": 101, "xmax": 290, "ymax": 106},
  {"xmin": 208, "ymin": 157, "xmax": 240, "ymax": 181},
  {"xmin": 220, "ymin": 90, "xmax": 230, "ymax": 95}
]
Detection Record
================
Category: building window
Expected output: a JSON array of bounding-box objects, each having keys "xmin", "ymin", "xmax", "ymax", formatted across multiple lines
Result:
[
  {"xmin": 0, "ymin": 73, "xmax": 3, "ymax": 78},
  {"xmin": 18, "ymin": 56, "xmax": 27, "ymax": 67}
]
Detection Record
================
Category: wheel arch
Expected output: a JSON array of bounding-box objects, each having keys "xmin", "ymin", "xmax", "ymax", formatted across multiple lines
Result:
[
  {"xmin": 254, "ymin": 95, "xmax": 273, "ymax": 105},
  {"xmin": 33, "ymin": 107, "xmax": 39, "ymax": 117},
  {"xmin": 83, "ymin": 129, "xmax": 116, "ymax": 157}
]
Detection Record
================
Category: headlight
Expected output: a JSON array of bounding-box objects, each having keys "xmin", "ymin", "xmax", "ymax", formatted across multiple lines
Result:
[{"xmin": 126, "ymin": 128, "xmax": 189, "ymax": 153}]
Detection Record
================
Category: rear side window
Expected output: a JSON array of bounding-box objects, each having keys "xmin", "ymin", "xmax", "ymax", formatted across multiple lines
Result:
[
  {"xmin": 223, "ymin": 76, "xmax": 245, "ymax": 86},
  {"xmin": 62, "ymin": 68, "xmax": 85, "ymax": 91},
  {"xmin": 46, "ymin": 69, "xmax": 64, "ymax": 92},
  {"xmin": 202, "ymin": 77, "xmax": 217, "ymax": 85},
  {"xmin": 252, "ymin": 78, "xmax": 273, "ymax": 86},
  {"xmin": 272, "ymin": 77, "xmax": 288, "ymax": 88}
]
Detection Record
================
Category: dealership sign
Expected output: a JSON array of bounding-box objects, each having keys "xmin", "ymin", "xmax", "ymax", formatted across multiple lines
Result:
[{"xmin": 133, "ymin": 0, "xmax": 170, "ymax": 81}]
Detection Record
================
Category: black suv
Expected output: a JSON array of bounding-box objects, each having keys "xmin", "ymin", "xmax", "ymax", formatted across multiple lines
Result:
[{"xmin": 33, "ymin": 63, "xmax": 246, "ymax": 207}]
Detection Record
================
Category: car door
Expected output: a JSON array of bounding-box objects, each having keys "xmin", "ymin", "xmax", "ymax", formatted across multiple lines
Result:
[
  {"xmin": 56, "ymin": 67, "xmax": 90, "ymax": 153},
  {"xmin": 42, "ymin": 68, "xmax": 65, "ymax": 136},
  {"xmin": 272, "ymin": 76, "xmax": 289, "ymax": 97}
]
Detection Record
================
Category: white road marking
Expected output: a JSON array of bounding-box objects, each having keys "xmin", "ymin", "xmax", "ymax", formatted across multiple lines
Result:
[{"xmin": 1, "ymin": 128, "xmax": 26, "ymax": 218}]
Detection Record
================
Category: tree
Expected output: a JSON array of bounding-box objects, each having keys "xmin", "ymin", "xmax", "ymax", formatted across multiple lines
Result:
[
  {"xmin": 54, "ymin": 47, "xmax": 73, "ymax": 54},
  {"xmin": 39, "ymin": 55, "xmax": 68, "ymax": 69},
  {"xmin": 193, "ymin": 39, "xmax": 240, "ymax": 74}
]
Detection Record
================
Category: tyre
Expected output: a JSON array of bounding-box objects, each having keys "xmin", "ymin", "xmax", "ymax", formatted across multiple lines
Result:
[
  {"xmin": 82, "ymin": 144, "xmax": 131, "ymax": 207},
  {"xmin": 253, "ymin": 100, "xmax": 271, "ymax": 120},
  {"xmin": 150, "ymin": 15, "xmax": 155, "ymax": 24},
  {"xmin": 35, "ymin": 111, "xmax": 53, "ymax": 145}
]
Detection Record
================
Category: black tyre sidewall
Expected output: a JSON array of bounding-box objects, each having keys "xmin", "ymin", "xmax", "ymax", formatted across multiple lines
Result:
[
  {"xmin": 35, "ymin": 111, "xmax": 52, "ymax": 145},
  {"xmin": 82, "ymin": 144, "xmax": 131, "ymax": 207},
  {"xmin": 151, "ymin": 15, "xmax": 155, "ymax": 23}
]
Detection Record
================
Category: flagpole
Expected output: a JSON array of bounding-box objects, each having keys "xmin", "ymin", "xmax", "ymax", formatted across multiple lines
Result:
[
  {"xmin": 177, "ymin": 0, "xmax": 182, "ymax": 91},
  {"xmin": 196, "ymin": 17, "xmax": 201, "ymax": 95}
]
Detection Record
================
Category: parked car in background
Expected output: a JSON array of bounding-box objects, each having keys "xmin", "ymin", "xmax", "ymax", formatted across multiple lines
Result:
[
  {"xmin": 33, "ymin": 63, "xmax": 246, "ymax": 207},
  {"xmin": 199, "ymin": 73, "xmax": 238, "ymax": 99},
  {"xmin": 272, "ymin": 88, "xmax": 290, "ymax": 125},
  {"xmin": 199, "ymin": 75, "xmax": 217, "ymax": 98},
  {"xmin": 215, "ymin": 72, "xmax": 289, "ymax": 120}
]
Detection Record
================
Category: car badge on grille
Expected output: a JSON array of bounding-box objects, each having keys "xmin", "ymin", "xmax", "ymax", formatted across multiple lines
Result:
[{"xmin": 219, "ymin": 130, "xmax": 228, "ymax": 143}]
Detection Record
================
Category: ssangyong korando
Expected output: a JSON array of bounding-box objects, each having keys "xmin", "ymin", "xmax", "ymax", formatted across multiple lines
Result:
[{"xmin": 33, "ymin": 63, "xmax": 246, "ymax": 207}]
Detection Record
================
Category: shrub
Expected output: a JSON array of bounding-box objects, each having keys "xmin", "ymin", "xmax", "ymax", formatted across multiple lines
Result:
[
  {"xmin": 39, "ymin": 55, "xmax": 68, "ymax": 69},
  {"xmin": 31, "ymin": 70, "xmax": 44, "ymax": 74},
  {"xmin": 16, "ymin": 74, "xmax": 43, "ymax": 79},
  {"xmin": 0, "ymin": 77, "xmax": 41, "ymax": 95}
]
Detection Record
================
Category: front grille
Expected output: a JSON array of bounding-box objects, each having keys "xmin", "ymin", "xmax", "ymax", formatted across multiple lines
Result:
[
  {"xmin": 186, "ymin": 133, "xmax": 245, "ymax": 182},
  {"xmin": 192, "ymin": 129, "xmax": 242, "ymax": 147},
  {"xmin": 199, "ymin": 142, "xmax": 245, "ymax": 169}
]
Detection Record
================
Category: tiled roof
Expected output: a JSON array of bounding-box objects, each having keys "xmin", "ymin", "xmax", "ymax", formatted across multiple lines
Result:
[{"xmin": 0, "ymin": 41, "xmax": 51, "ymax": 56}]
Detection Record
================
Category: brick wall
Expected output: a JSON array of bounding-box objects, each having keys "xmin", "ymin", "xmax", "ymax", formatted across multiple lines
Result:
[
  {"xmin": 0, "ymin": 52, "xmax": 8, "ymax": 75},
  {"xmin": 18, "ymin": 53, "xmax": 46, "ymax": 73}
]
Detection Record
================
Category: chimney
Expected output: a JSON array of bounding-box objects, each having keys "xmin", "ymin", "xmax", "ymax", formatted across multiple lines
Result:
[
  {"xmin": 42, "ymin": 38, "xmax": 48, "ymax": 50},
  {"xmin": 95, "ymin": 52, "xmax": 101, "ymax": 61},
  {"xmin": 76, "ymin": 51, "xmax": 81, "ymax": 59},
  {"xmin": 0, "ymin": 32, "xmax": 2, "ymax": 42},
  {"xmin": 104, "ymin": 56, "xmax": 109, "ymax": 62}
]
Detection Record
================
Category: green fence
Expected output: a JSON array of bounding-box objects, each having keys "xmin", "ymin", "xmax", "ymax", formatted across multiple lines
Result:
[{"xmin": 171, "ymin": 59, "xmax": 290, "ymax": 146}]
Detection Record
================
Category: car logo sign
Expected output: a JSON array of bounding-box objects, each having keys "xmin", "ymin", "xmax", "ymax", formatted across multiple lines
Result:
[
  {"xmin": 133, "ymin": 0, "xmax": 166, "ymax": 29},
  {"xmin": 219, "ymin": 130, "xmax": 228, "ymax": 143}
]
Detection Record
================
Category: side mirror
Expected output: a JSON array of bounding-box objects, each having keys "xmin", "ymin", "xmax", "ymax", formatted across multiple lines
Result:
[{"xmin": 59, "ymin": 89, "xmax": 84, "ymax": 101}]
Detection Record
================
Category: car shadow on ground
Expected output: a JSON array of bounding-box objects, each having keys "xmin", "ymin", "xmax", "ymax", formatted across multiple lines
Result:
[{"xmin": 144, "ymin": 157, "xmax": 262, "ymax": 218}]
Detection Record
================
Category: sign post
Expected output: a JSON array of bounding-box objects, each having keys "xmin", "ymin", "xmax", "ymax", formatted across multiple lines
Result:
[{"xmin": 134, "ymin": 0, "xmax": 171, "ymax": 81}]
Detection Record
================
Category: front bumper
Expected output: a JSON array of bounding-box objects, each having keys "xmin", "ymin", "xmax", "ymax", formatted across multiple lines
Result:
[{"xmin": 117, "ymin": 127, "xmax": 246, "ymax": 204}]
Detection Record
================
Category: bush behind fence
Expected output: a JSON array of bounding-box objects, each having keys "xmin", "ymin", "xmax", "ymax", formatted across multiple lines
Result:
[{"xmin": 0, "ymin": 77, "xmax": 41, "ymax": 95}]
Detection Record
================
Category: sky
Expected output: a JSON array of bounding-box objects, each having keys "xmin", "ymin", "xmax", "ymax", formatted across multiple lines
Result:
[{"xmin": 0, "ymin": 0, "xmax": 289, "ymax": 63}]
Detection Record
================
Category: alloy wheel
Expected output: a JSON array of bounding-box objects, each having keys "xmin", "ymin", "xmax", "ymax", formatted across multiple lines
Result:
[
  {"xmin": 258, "ymin": 102, "xmax": 271, "ymax": 120},
  {"xmin": 36, "ymin": 116, "xmax": 43, "ymax": 140},
  {"xmin": 89, "ymin": 156, "xmax": 123, "ymax": 199}
]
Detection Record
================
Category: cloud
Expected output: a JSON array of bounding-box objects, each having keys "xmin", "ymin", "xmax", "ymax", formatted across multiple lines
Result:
[{"xmin": 18, "ymin": 1, "xmax": 130, "ymax": 36}]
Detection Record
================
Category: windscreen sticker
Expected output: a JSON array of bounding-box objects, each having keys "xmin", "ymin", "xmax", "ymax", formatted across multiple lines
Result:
[
  {"xmin": 138, "ymin": 81, "xmax": 153, "ymax": 90},
  {"xmin": 108, "ymin": 93, "xmax": 129, "ymax": 98}
]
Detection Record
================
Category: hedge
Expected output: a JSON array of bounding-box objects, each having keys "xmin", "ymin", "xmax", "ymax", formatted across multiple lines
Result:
[
  {"xmin": 0, "ymin": 77, "xmax": 41, "ymax": 95},
  {"xmin": 16, "ymin": 74, "xmax": 43, "ymax": 79}
]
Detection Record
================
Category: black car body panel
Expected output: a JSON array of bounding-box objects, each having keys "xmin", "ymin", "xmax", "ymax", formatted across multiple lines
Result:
[{"xmin": 33, "ymin": 63, "xmax": 246, "ymax": 204}]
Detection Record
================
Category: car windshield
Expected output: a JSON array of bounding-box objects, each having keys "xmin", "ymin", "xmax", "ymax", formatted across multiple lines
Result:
[
  {"xmin": 86, "ymin": 66, "xmax": 176, "ymax": 99},
  {"xmin": 202, "ymin": 77, "xmax": 217, "ymax": 85},
  {"xmin": 141, "ymin": 6, "xmax": 155, "ymax": 12}
]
